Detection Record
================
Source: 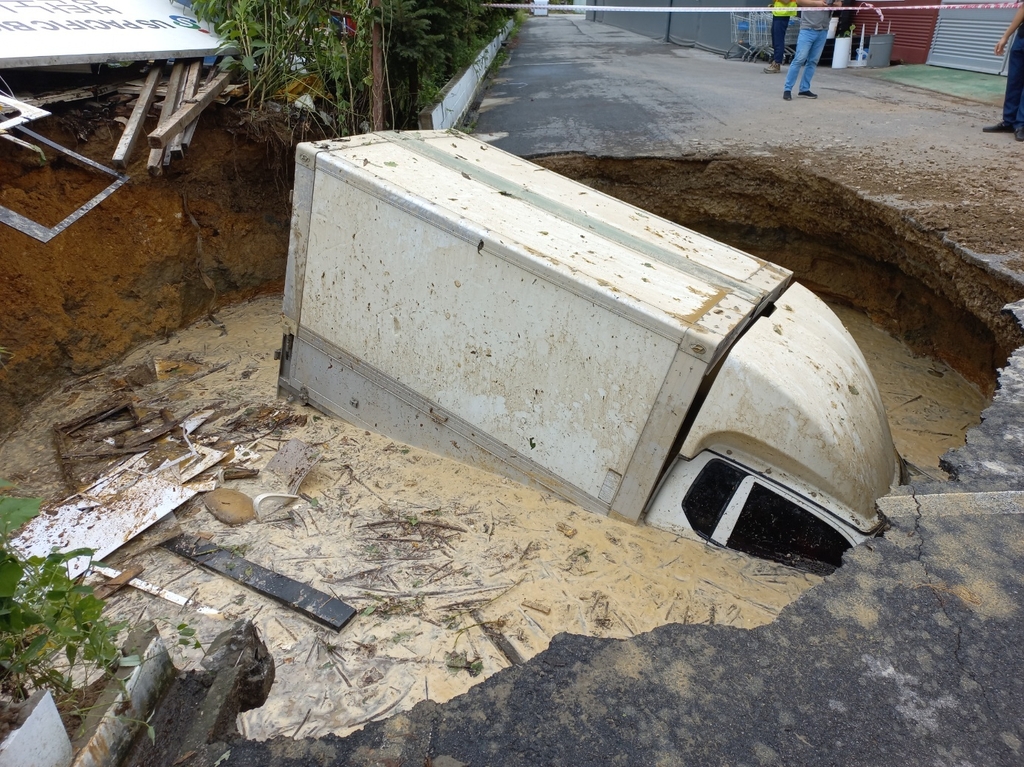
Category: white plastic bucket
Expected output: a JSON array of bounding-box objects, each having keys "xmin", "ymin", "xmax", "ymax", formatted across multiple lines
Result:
[{"xmin": 832, "ymin": 36, "xmax": 852, "ymax": 69}]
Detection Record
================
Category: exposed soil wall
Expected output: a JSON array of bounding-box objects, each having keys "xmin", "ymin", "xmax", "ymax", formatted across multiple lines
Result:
[
  {"xmin": 537, "ymin": 155, "xmax": 1023, "ymax": 394},
  {"xmin": 0, "ymin": 110, "xmax": 293, "ymax": 434}
]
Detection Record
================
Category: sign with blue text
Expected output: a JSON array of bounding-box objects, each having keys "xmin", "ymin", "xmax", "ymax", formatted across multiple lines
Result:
[{"xmin": 0, "ymin": 0, "xmax": 229, "ymax": 68}]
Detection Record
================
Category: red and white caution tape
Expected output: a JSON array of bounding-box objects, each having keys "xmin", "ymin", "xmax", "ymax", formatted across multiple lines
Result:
[{"xmin": 485, "ymin": 2, "xmax": 1020, "ymax": 12}]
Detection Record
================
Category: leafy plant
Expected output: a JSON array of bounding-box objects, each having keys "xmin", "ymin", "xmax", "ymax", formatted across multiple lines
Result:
[
  {"xmin": 840, "ymin": 24, "xmax": 857, "ymax": 38},
  {"xmin": 0, "ymin": 480, "xmax": 126, "ymax": 701},
  {"xmin": 189, "ymin": 0, "xmax": 513, "ymax": 131}
]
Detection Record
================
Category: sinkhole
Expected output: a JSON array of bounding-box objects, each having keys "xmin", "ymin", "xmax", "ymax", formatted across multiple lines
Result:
[{"xmin": 0, "ymin": 148, "xmax": 1018, "ymax": 747}]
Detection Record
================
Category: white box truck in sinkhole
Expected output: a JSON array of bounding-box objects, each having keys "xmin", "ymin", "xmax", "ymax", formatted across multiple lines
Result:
[{"xmin": 277, "ymin": 131, "xmax": 901, "ymax": 573}]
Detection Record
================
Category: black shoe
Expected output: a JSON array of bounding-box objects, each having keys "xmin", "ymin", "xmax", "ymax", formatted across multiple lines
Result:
[
  {"xmin": 783, "ymin": 90, "xmax": 792, "ymax": 101},
  {"xmin": 983, "ymin": 121, "xmax": 1015, "ymax": 133},
  {"xmin": 1017, "ymin": 127, "xmax": 1024, "ymax": 142},
  {"xmin": 798, "ymin": 90, "xmax": 817, "ymax": 99}
]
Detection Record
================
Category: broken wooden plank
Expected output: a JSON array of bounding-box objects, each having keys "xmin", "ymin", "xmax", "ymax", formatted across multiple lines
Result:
[
  {"xmin": 147, "ymin": 71, "xmax": 232, "ymax": 149},
  {"xmin": 91, "ymin": 564, "xmax": 222, "ymax": 616},
  {"xmin": 181, "ymin": 115, "xmax": 200, "ymax": 152},
  {"xmin": 52, "ymin": 426, "xmax": 80, "ymax": 494},
  {"xmin": 112, "ymin": 64, "xmax": 162, "ymax": 170},
  {"xmin": 93, "ymin": 564, "xmax": 145, "ymax": 600},
  {"xmin": 147, "ymin": 60, "xmax": 187, "ymax": 176},
  {"xmin": 170, "ymin": 60, "xmax": 202, "ymax": 160},
  {"xmin": 56, "ymin": 395, "xmax": 133, "ymax": 435},
  {"xmin": 161, "ymin": 535, "xmax": 357, "ymax": 631}
]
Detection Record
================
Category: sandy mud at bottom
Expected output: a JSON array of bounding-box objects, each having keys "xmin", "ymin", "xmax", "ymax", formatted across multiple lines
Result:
[
  {"xmin": 828, "ymin": 303, "xmax": 988, "ymax": 480},
  {"xmin": 0, "ymin": 297, "xmax": 819, "ymax": 741},
  {"xmin": 0, "ymin": 295, "xmax": 984, "ymax": 741}
]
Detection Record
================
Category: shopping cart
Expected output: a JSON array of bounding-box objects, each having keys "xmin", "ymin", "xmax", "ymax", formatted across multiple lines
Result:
[
  {"xmin": 725, "ymin": 11, "xmax": 774, "ymax": 61},
  {"xmin": 783, "ymin": 16, "xmax": 801, "ymax": 63}
]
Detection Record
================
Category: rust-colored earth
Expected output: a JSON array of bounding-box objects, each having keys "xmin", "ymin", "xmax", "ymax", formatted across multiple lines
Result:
[{"xmin": 0, "ymin": 107, "xmax": 294, "ymax": 434}]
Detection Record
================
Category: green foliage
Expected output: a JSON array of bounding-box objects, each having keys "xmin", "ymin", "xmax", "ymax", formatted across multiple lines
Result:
[
  {"xmin": 0, "ymin": 480, "xmax": 126, "ymax": 701},
  {"xmin": 189, "ymin": 0, "xmax": 514, "ymax": 132}
]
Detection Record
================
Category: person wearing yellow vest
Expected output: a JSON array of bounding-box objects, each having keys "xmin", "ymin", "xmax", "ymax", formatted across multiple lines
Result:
[{"xmin": 763, "ymin": 0, "xmax": 830, "ymax": 74}]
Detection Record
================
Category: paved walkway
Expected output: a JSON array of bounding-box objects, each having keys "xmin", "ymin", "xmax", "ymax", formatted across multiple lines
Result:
[{"xmin": 473, "ymin": 15, "xmax": 1009, "ymax": 163}]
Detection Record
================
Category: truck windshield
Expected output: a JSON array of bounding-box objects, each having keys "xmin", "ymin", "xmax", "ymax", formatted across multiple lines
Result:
[
  {"xmin": 728, "ymin": 482, "xmax": 851, "ymax": 572},
  {"xmin": 682, "ymin": 459, "xmax": 746, "ymax": 538}
]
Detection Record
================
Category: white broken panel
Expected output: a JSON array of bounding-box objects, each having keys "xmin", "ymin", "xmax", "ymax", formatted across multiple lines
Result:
[
  {"xmin": 0, "ymin": 0, "xmax": 232, "ymax": 69},
  {"xmin": 13, "ymin": 446, "xmax": 226, "ymax": 578},
  {"xmin": 0, "ymin": 95, "xmax": 50, "ymax": 131}
]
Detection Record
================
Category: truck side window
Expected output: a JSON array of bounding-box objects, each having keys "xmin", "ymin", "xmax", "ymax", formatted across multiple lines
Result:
[
  {"xmin": 682, "ymin": 459, "xmax": 746, "ymax": 539},
  {"xmin": 727, "ymin": 483, "xmax": 851, "ymax": 572}
]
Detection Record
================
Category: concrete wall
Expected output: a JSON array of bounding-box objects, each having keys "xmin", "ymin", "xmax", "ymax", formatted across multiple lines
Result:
[{"xmin": 419, "ymin": 20, "xmax": 515, "ymax": 130}]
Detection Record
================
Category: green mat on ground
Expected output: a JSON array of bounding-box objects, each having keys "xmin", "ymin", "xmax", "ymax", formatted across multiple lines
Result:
[{"xmin": 867, "ymin": 64, "xmax": 1006, "ymax": 104}]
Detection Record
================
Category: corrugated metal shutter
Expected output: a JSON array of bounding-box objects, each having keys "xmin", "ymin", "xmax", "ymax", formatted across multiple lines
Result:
[
  {"xmin": 851, "ymin": 4, "xmax": 937, "ymax": 65},
  {"xmin": 586, "ymin": 0, "xmax": 766, "ymax": 55},
  {"xmin": 586, "ymin": 0, "xmax": 672, "ymax": 41},
  {"xmin": 927, "ymin": 0, "xmax": 1015, "ymax": 74}
]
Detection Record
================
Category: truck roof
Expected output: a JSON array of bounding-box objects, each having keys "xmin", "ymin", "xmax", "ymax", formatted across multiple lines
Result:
[{"xmin": 297, "ymin": 131, "xmax": 792, "ymax": 366}]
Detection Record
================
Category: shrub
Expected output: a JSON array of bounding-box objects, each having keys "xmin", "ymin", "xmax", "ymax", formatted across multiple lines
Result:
[
  {"xmin": 191, "ymin": 0, "xmax": 513, "ymax": 131},
  {"xmin": 0, "ymin": 480, "xmax": 125, "ymax": 702}
]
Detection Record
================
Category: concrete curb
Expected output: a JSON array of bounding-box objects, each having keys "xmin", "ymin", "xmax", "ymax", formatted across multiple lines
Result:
[{"xmin": 418, "ymin": 20, "xmax": 514, "ymax": 130}]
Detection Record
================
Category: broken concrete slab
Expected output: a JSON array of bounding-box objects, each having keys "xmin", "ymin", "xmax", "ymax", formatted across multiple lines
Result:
[
  {"xmin": 71, "ymin": 625, "xmax": 175, "ymax": 767},
  {"xmin": 0, "ymin": 690, "xmax": 72, "ymax": 767},
  {"xmin": 264, "ymin": 439, "xmax": 321, "ymax": 495},
  {"xmin": 122, "ymin": 620, "xmax": 275, "ymax": 767}
]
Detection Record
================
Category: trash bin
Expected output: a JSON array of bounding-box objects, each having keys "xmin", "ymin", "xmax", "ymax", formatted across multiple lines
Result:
[
  {"xmin": 533, "ymin": 0, "xmax": 549, "ymax": 15},
  {"xmin": 866, "ymin": 33, "xmax": 894, "ymax": 67}
]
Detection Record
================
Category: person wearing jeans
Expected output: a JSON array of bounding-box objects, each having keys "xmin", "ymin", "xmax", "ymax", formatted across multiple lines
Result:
[
  {"xmin": 982, "ymin": 2, "xmax": 1024, "ymax": 140},
  {"xmin": 782, "ymin": 0, "xmax": 834, "ymax": 100}
]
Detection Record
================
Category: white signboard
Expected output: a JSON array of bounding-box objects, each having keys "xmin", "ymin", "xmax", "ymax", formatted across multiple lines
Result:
[{"xmin": 0, "ymin": 0, "xmax": 230, "ymax": 68}]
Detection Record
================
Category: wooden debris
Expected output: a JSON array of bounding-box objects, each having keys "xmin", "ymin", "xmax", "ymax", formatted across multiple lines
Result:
[
  {"xmin": 147, "ymin": 60, "xmax": 188, "ymax": 176},
  {"xmin": 221, "ymin": 467, "xmax": 260, "ymax": 481},
  {"xmin": 169, "ymin": 60, "xmax": 202, "ymax": 161},
  {"xmin": 148, "ymin": 71, "xmax": 232, "ymax": 150},
  {"xmin": 56, "ymin": 395, "xmax": 133, "ymax": 435},
  {"xmin": 93, "ymin": 564, "xmax": 145, "ymax": 600},
  {"xmin": 112, "ymin": 64, "xmax": 162, "ymax": 170},
  {"xmin": 91, "ymin": 564, "xmax": 222, "ymax": 616},
  {"xmin": 521, "ymin": 600, "xmax": 551, "ymax": 615},
  {"xmin": 472, "ymin": 609, "xmax": 524, "ymax": 666},
  {"xmin": 13, "ymin": 460, "xmax": 203, "ymax": 578},
  {"xmin": 161, "ymin": 535, "xmax": 357, "ymax": 631}
]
